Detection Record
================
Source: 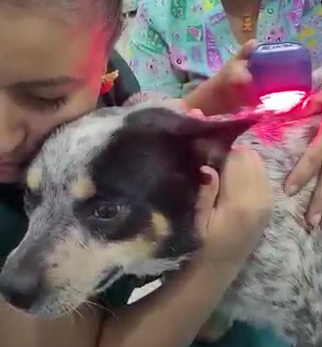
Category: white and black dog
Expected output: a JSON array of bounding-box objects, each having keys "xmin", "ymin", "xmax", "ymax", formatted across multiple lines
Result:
[{"xmin": 0, "ymin": 97, "xmax": 322, "ymax": 347}]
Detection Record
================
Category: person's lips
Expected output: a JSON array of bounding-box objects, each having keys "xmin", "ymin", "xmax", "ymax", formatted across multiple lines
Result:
[
  {"xmin": 0, "ymin": 161, "xmax": 21, "ymax": 176},
  {"xmin": 0, "ymin": 165, "xmax": 17, "ymax": 173}
]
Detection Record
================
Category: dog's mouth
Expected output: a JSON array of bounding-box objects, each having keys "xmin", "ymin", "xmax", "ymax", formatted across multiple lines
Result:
[{"xmin": 94, "ymin": 267, "xmax": 122, "ymax": 292}]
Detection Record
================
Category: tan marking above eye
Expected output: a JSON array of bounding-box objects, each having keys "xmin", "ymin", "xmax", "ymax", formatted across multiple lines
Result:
[
  {"xmin": 26, "ymin": 168, "xmax": 43, "ymax": 191},
  {"xmin": 70, "ymin": 177, "xmax": 96, "ymax": 200},
  {"xmin": 151, "ymin": 212, "xmax": 170, "ymax": 238}
]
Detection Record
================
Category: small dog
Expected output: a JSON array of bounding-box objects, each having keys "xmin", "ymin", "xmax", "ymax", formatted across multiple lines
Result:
[{"xmin": 0, "ymin": 97, "xmax": 321, "ymax": 347}]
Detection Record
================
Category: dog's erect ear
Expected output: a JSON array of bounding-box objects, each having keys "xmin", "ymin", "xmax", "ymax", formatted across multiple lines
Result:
[{"xmin": 126, "ymin": 107, "xmax": 260, "ymax": 170}]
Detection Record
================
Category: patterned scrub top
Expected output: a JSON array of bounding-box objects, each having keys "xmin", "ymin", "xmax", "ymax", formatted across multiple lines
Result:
[{"xmin": 129, "ymin": 0, "xmax": 322, "ymax": 97}]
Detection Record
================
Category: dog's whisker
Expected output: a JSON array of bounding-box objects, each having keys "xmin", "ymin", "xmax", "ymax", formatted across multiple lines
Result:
[{"xmin": 85, "ymin": 299, "xmax": 117, "ymax": 318}]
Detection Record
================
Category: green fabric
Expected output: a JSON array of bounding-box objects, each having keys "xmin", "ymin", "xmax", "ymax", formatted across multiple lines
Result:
[{"xmin": 0, "ymin": 184, "xmax": 27, "ymax": 265}]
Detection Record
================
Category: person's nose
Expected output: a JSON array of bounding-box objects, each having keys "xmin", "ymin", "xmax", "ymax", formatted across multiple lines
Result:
[{"xmin": 0, "ymin": 94, "xmax": 26, "ymax": 156}]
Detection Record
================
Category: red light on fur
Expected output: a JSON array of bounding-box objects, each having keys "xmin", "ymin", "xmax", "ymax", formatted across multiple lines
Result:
[{"xmin": 257, "ymin": 91, "xmax": 308, "ymax": 113}]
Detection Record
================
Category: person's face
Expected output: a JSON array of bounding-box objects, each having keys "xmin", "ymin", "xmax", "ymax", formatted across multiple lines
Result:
[{"xmin": 0, "ymin": 6, "xmax": 107, "ymax": 183}]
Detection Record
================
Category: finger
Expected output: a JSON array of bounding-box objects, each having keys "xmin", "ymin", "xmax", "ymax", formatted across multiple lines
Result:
[
  {"xmin": 221, "ymin": 146, "xmax": 268, "ymax": 204},
  {"xmin": 230, "ymin": 60, "xmax": 252, "ymax": 85},
  {"xmin": 303, "ymin": 91, "xmax": 322, "ymax": 116},
  {"xmin": 195, "ymin": 166, "xmax": 219, "ymax": 231},
  {"xmin": 220, "ymin": 146, "xmax": 256, "ymax": 200},
  {"xmin": 285, "ymin": 127, "xmax": 322, "ymax": 195},
  {"xmin": 306, "ymin": 171, "xmax": 322, "ymax": 227},
  {"xmin": 234, "ymin": 39, "xmax": 257, "ymax": 60},
  {"xmin": 312, "ymin": 67, "xmax": 322, "ymax": 91},
  {"xmin": 229, "ymin": 61, "xmax": 259, "ymax": 107},
  {"xmin": 188, "ymin": 108, "xmax": 206, "ymax": 119}
]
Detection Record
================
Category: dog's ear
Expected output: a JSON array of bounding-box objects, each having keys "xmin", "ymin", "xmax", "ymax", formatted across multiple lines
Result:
[{"xmin": 126, "ymin": 107, "xmax": 259, "ymax": 170}]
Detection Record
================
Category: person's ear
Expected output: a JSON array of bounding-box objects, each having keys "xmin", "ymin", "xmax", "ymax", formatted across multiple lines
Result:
[{"xmin": 126, "ymin": 107, "xmax": 260, "ymax": 171}]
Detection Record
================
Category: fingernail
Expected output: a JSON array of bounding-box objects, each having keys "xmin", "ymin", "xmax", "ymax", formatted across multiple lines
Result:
[
  {"xmin": 190, "ymin": 108, "xmax": 205, "ymax": 118},
  {"xmin": 181, "ymin": 100, "xmax": 188, "ymax": 110},
  {"xmin": 309, "ymin": 213, "xmax": 321, "ymax": 228},
  {"xmin": 200, "ymin": 172, "xmax": 212, "ymax": 185},
  {"xmin": 285, "ymin": 185, "xmax": 298, "ymax": 196},
  {"xmin": 231, "ymin": 145, "xmax": 244, "ymax": 151}
]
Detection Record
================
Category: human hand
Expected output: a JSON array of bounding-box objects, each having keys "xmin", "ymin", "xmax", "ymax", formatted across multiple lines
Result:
[
  {"xmin": 213, "ymin": 39, "xmax": 259, "ymax": 112},
  {"xmin": 285, "ymin": 90, "xmax": 322, "ymax": 227},
  {"xmin": 195, "ymin": 146, "xmax": 272, "ymax": 264},
  {"xmin": 184, "ymin": 40, "xmax": 258, "ymax": 116}
]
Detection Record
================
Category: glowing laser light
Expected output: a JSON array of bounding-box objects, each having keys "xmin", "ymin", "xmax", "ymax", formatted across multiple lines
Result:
[
  {"xmin": 257, "ymin": 90, "xmax": 308, "ymax": 113},
  {"xmin": 248, "ymin": 42, "xmax": 312, "ymax": 116}
]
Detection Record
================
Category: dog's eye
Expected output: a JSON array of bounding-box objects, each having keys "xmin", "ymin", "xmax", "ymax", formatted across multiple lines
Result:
[{"xmin": 93, "ymin": 203, "xmax": 121, "ymax": 220}]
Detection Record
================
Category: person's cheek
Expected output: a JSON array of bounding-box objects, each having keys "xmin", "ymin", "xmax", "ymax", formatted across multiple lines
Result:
[{"xmin": 82, "ymin": 33, "xmax": 107, "ymax": 96}]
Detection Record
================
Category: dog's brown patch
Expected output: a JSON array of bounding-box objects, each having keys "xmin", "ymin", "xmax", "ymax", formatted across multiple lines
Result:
[
  {"xmin": 70, "ymin": 177, "xmax": 96, "ymax": 200},
  {"xmin": 151, "ymin": 212, "xmax": 170, "ymax": 238},
  {"xmin": 46, "ymin": 227, "xmax": 156, "ymax": 292},
  {"xmin": 26, "ymin": 168, "xmax": 43, "ymax": 191}
]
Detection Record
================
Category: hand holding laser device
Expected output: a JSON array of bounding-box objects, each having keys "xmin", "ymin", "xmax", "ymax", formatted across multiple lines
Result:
[
  {"xmin": 249, "ymin": 42, "xmax": 312, "ymax": 99},
  {"xmin": 247, "ymin": 42, "xmax": 312, "ymax": 114},
  {"xmin": 193, "ymin": 42, "xmax": 318, "ymax": 121}
]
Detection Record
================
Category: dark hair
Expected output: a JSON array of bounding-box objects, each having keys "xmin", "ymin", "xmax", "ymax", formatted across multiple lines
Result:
[{"xmin": 1, "ymin": 0, "xmax": 123, "ymax": 52}]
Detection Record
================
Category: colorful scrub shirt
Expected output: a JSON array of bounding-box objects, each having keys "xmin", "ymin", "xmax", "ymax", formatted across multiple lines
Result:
[{"xmin": 129, "ymin": 0, "xmax": 322, "ymax": 97}]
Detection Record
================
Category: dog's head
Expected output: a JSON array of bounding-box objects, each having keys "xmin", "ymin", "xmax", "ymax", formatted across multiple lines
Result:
[{"xmin": 0, "ymin": 103, "xmax": 256, "ymax": 317}]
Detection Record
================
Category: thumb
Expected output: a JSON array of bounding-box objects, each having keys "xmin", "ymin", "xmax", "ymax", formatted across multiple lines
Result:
[
  {"xmin": 234, "ymin": 39, "xmax": 257, "ymax": 61},
  {"xmin": 303, "ymin": 91, "xmax": 322, "ymax": 116},
  {"xmin": 195, "ymin": 166, "xmax": 219, "ymax": 232}
]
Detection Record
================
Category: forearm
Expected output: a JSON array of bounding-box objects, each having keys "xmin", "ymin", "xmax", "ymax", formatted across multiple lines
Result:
[
  {"xmin": 0, "ymin": 299, "xmax": 101, "ymax": 347},
  {"xmin": 99, "ymin": 254, "xmax": 242, "ymax": 347}
]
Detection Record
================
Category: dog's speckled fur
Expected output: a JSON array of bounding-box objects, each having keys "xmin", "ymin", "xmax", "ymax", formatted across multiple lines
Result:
[{"xmin": 0, "ymin": 96, "xmax": 322, "ymax": 346}]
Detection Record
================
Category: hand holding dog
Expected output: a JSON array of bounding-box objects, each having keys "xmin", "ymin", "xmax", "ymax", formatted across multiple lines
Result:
[
  {"xmin": 285, "ymin": 90, "xmax": 322, "ymax": 227},
  {"xmin": 195, "ymin": 146, "xmax": 273, "ymax": 265}
]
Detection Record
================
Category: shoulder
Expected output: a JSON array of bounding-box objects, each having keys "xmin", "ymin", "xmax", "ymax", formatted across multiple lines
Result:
[{"xmin": 99, "ymin": 51, "xmax": 140, "ymax": 107}]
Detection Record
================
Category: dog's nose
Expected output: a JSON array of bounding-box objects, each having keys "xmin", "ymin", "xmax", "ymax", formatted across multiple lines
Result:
[{"xmin": 0, "ymin": 270, "xmax": 41, "ymax": 310}]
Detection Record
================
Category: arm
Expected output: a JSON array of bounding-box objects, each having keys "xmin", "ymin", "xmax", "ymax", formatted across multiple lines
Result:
[
  {"xmin": 183, "ymin": 75, "xmax": 228, "ymax": 116},
  {"xmin": 283, "ymin": 1, "xmax": 322, "ymax": 220},
  {"xmin": 0, "ymin": 298, "xmax": 101, "ymax": 347},
  {"xmin": 184, "ymin": 40, "xmax": 258, "ymax": 115},
  {"xmin": 99, "ymin": 255, "xmax": 242, "ymax": 347},
  {"xmin": 129, "ymin": 1, "xmax": 185, "ymax": 98}
]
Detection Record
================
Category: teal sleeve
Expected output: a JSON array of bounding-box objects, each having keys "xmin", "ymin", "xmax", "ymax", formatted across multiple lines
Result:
[{"xmin": 129, "ymin": 1, "xmax": 186, "ymax": 98}]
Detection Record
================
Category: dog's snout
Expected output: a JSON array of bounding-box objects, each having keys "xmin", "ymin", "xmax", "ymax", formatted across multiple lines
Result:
[{"xmin": 0, "ymin": 268, "xmax": 42, "ymax": 311}]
